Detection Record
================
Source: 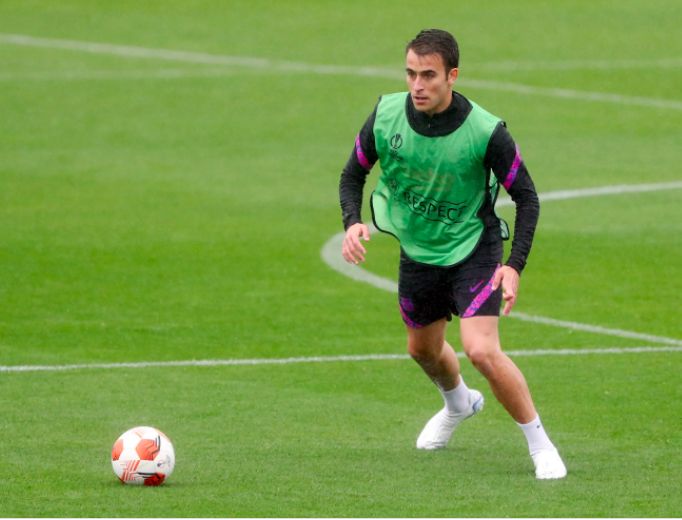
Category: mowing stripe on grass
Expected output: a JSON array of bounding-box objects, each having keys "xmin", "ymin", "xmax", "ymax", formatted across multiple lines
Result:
[
  {"xmin": 1, "ymin": 33, "xmax": 681, "ymax": 110},
  {"xmin": 1, "ymin": 346, "xmax": 681, "ymax": 373},
  {"xmin": 321, "ymin": 182, "xmax": 682, "ymax": 348}
]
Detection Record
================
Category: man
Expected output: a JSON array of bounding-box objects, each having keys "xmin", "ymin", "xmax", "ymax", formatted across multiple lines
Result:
[{"xmin": 338, "ymin": 29, "xmax": 566, "ymax": 479}]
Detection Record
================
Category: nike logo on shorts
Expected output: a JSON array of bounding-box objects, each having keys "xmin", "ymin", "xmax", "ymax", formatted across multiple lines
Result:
[{"xmin": 469, "ymin": 280, "xmax": 484, "ymax": 293}]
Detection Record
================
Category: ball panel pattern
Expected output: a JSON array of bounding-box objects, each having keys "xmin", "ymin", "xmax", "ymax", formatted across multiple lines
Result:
[
  {"xmin": 111, "ymin": 439, "xmax": 124, "ymax": 461},
  {"xmin": 136, "ymin": 438, "xmax": 161, "ymax": 461}
]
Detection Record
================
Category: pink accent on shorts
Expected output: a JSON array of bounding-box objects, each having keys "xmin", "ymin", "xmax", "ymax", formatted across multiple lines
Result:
[
  {"xmin": 502, "ymin": 145, "xmax": 522, "ymax": 190},
  {"xmin": 355, "ymin": 134, "xmax": 374, "ymax": 170},
  {"xmin": 399, "ymin": 297, "xmax": 423, "ymax": 329},
  {"xmin": 462, "ymin": 265, "xmax": 500, "ymax": 318}
]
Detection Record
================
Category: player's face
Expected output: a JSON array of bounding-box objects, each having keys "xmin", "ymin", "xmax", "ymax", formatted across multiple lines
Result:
[{"xmin": 405, "ymin": 49, "xmax": 458, "ymax": 116}]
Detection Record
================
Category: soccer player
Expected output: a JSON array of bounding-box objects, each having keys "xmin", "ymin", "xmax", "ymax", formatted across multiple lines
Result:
[{"xmin": 338, "ymin": 29, "xmax": 567, "ymax": 479}]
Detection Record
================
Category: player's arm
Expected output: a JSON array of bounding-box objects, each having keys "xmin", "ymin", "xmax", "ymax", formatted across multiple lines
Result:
[
  {"xmin": 485, "ymin": 123, "xmax": 540, "ymax": 313},
  {"xmin": 339, "ymin": 103, "xmax": 379, "ymax": 264}
]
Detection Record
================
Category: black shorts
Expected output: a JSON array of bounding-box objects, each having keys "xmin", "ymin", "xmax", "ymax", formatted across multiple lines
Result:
[{"xmin": 398, "ymin": 227, "xmax": 503, "ymax": 328}]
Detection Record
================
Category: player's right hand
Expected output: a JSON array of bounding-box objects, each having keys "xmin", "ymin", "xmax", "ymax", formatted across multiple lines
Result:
[{"xmin": 342, "ymin": 223, "xmax": 371, "ymax": 264}]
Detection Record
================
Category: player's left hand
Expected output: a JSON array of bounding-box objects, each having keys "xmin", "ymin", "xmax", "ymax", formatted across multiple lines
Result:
[{"xmin": 491, "ymin": 265, "xmax": 520, "ymax": 316}]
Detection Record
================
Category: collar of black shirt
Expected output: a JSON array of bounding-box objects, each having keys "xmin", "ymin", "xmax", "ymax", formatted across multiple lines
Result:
[{"xmin": 405, "ymin": 90, "xmax": 473, "ymax": 137}]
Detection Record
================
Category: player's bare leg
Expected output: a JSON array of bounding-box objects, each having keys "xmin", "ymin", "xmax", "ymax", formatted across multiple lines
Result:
[
  {"xmin": 459, "ymin": 316, "xmax": 534, "ymax": 422},
  {"xmin": 407, "ymin": 318, "xmax": 459, "ymax": 390},
  {"xmin": 460, "ymin": 316, "xmax": 567, "ymax": 479},
  {"xmin": 408, "ymin": 319, "xmax": 484, "ymax": 450}
]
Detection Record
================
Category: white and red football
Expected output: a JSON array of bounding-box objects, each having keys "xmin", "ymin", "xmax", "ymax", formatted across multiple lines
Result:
[{"xmin": 111, "ymin": 426, "xmax": 175, "ymax": 486}]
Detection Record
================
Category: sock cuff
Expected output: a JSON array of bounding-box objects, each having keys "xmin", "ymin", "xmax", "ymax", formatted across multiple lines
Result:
[
  {"xmin": 517, "ymin": 414, "xmax": 555, "ymax": 455},
  {"xmin": 440, "ymin": 377, "xmax": 470, "ymax": 413},
  {"xmin": 441, "ymin": 376, "xmax": 466, "ymax": 396},
  {"xmin": 516, "ymin": 415, "xmax": 541, "ymax": 429}
]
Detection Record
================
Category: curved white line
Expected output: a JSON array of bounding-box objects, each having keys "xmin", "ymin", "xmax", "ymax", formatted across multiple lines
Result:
[
  {"xmin": 322, "ymin": 182, "xmax": 682, "ymax": 347},
  {"xmin": 495, "ymin": 181, "xmax": 682, "ymax": 208}
]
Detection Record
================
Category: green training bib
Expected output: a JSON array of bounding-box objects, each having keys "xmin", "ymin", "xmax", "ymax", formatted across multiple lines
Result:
[{"xmin": 370, "ymin": 92, "xmax": 501, "ymax": 266}]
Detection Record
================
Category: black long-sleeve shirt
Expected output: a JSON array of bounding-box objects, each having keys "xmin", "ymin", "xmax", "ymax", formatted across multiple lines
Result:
[{"xmin": 339, "ymin": 91, "xmax": 540, "ymax": 274}]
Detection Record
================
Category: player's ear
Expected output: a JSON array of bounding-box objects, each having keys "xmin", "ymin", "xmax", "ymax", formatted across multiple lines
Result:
[{"xmin": 448, "ymin": 67, "xmax": 459, "ymax": 86}]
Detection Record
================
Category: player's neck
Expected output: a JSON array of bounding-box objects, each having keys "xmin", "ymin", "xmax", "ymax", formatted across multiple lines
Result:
[{"xmin": 424, "ymin": 91, "xmax": 454, "ymax": 117}]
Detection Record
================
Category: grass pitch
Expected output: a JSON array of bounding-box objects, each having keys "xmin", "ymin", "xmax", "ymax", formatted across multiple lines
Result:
[{"xmin": 1, "ymin": 0, "xmax": 681, "ymax": 517}]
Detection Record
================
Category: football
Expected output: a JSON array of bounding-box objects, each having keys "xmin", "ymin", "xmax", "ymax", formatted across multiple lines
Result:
[{"xmin": 111, "ymin": 426, "xmax": 175, "ymax": 486}]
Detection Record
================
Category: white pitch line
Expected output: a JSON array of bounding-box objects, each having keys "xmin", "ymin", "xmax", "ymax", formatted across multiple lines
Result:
[
  {"xmin": 510, "ymin": 312, "xmax": 682, "ymax": 347},
  {"xmin": 0, "ymin": 354, "xmax": 407, "ymax": 374},
  {"xmin": 3, "ymin": 33, "xmax": 681, "ymax": 73},
  {"xmin": 321, "ymin": 182, "xmax": 682, "ymax": 347},
  {"xmin": 495, "ymin": 181, "xmax": 682, "ymax": 208},
  {"xmin": 1, "ymin": 33, "xmax": 681, "ymax": 110},
  {"xmin": 472, "ymin": 57, "xmax": 682, "ymax": 71},
  {"xmin": 0, "ymin": 68, "xmax": 245, "ymax": 81},
  {"xmin": 461, "ymin": 79, "xmax": 682, "ymax": 111},
  {"xmin": 1, "ymin": 346, "xmax": 681, "ymax": 373}
]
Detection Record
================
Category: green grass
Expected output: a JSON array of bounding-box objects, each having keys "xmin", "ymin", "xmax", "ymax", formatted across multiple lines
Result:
[
  {"xmin": 1, "ymin": 0, "xmax": 681, "ymax": 517},
  {"xmin": 1, "ymin": 356, "xmax": 680, "ymax": 517}
]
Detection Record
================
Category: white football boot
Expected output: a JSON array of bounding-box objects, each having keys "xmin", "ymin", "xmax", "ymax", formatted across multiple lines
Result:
[
  {"xmin": 416, "ymin": 389, "xmax": 484, "ymax": 450},
  {"xmin": 532, "ymin": 447, "xmax": 567, "ymax": 479}
]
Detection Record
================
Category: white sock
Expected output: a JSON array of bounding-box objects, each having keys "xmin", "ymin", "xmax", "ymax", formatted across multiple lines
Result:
[
  {"xmin": 517, "ymin": 415, "xmax": 555, "ymax": 456},
  {"xmin": 441, "ymin": 377, "xmax": 470, "ymax": 413}
]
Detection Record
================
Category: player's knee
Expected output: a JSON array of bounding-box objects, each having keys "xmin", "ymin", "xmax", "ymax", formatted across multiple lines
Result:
[
  {"xmin": 407, "ymin": 338, "xmax": 438, "ymax": 365},
  {"xmin": 465, "ymin": 346, "xmax": 499, "ymax": 374},
  {"xmin": 407, "ymin": 340, "xmax": 427, "ymax": 361},
  {"xmin": 466, "ymin": 346, "xmax": 488, "ymax": 368}
]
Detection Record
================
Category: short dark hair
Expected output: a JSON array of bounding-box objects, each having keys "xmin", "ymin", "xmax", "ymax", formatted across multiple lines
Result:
[{"xmin": 406, "ymin": 29, "xmax": 459, "ymax": 71}]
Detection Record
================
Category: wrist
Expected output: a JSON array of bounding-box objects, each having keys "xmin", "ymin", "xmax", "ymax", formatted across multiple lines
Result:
[{"xmin": 504, "ymin": 262, "xmax": 521, "ymax": 276}]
